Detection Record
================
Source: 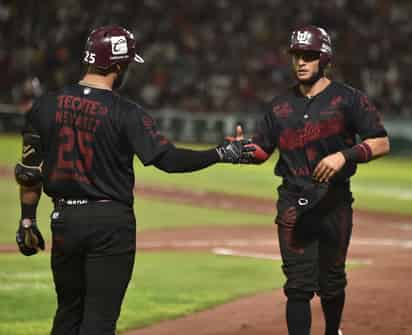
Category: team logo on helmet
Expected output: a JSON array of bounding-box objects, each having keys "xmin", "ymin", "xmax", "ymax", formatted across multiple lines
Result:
[
  {"xmin": 295, "ymin": 31, "xmax": 312, "ymax": 45},
  {"xmin": 111, "ymin": 36, "xmax": 128, "ymax": 55}
]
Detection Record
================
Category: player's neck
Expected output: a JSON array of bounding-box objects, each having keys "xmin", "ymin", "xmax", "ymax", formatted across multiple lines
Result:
[
  {"xmin": 79, "ymin": 73, "xmax": 115, "ymax": 91},
  {"xmin": 299, "ymin": 77, "xmax": 331, "ymax": 98}
]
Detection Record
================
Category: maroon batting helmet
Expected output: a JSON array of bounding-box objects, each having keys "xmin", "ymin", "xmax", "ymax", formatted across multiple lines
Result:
[
  {"xmin": 83, "ymin": 25, "xmax": 144, "ymax": 69},
  {"xmin": 289, "ymin": 25, "xmax": 332, "ymax": 66}
]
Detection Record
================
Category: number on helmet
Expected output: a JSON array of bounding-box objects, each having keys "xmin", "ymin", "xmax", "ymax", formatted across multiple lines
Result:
[{"xmin": 84, "ymin": 51, "xmax": 96, "ymax": 64}]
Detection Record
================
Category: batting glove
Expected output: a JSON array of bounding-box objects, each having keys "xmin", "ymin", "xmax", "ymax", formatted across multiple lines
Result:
[
  {"xmin": 216, "ymin": 139, "xmax": 256, "ymax": 163},
  {"xmin": 16, "ymin": 218, "xmax": 45, "ymax": 256}
]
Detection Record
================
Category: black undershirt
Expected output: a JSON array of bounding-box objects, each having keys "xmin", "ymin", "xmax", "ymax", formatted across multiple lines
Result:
[{"xmin": 153, "ymin": 147, "xmax": 220, "ymax": 173}]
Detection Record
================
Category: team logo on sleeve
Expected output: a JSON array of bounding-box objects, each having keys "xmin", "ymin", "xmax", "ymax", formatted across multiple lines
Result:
[
  {"xmin": 330, "ymin": 96, "xmax": 343, "ymax": 108},
  {"xmin": 360, "ymin": 95, "xmax": 377, "ymax": 113},
  {"xmin": 111, "ymin": 36, "xmax": 128, "ymax": 55},
  {"xmin": 142, "ymin": 116, "xmax": 154, "ymax": 128},
  {"xmin": 273, "ymin": 102, "xmax": 293, "ymax": 118}
]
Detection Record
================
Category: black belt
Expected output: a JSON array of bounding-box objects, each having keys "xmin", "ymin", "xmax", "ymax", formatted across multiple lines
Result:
[
  {"xmin": 282, "ymin": 179, "xmax": 350, "ymax": 193},
  {"xmin": 54, "ymin": 198, "xmax": 111, "ymax": 207}
]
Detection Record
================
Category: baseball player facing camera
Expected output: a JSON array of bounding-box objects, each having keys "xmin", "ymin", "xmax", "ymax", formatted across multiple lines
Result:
[
  {"xmin": 14, "ymin": 25, "xmax": 254, "ymax": 335},
  {"xmin": 237, "ymin": 25, "xmax": 390, "ymax": 335}
]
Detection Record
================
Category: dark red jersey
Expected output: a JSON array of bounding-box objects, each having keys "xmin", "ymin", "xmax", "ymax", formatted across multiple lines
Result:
[
  {"xmin": 253, "ymin": 81, "xmax": 387, "ymax": 186},
  {"xmin": 25, "ymin": 84, "xmax": 173, "ymax": 206}
]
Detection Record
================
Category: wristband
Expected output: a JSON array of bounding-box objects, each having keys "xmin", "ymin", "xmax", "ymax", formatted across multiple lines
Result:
[
  {"xmin": 244, "ymin": 143, "xmax": 269, "ymax": 163},
  {"xmin": 341, "ymin": 143, "xmax": 372, "ymax": 163},
  {"xmin": 21, "ymin": 203, "xmax": 37, "ymax": 219}
]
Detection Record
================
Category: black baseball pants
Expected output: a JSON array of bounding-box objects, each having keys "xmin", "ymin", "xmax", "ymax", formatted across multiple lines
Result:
[
  {"xmin": 50, "ymin": 200, "xmax": 136, "ymax": 335},
  {"xmin": 277, "ymin": 203, "xmax": 353, "ymax": 301},
  {"xmin": 276, "ymin": 185, "xmax": 353, "ymax": 335}
]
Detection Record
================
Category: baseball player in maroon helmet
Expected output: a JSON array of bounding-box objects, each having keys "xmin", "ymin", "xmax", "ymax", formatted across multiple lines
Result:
[
  {"xmin": 236, "ymin": 25, "xmax": 390, "ymax": 335},
  {"xmin": 14, "ymin": 25, "xmax": 253, "ymax": 335}
]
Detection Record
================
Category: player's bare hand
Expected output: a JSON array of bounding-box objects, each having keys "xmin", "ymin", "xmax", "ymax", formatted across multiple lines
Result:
[
  {"xmin": 235, "ymin": 125, "xmax": 244, "ymax": 140},
  {"xmin": 224, "ymin": 124, "xmax": 244, "ymax": 142},
  {"xmin": 313, "ymin": 152, "xmax": 346, "ymax": 183}
]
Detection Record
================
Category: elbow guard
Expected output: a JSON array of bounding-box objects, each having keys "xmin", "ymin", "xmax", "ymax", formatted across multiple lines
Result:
[
  {"xmin": 15, "ymin": 132, "xmax": 43, "ymax": 187},
  {"xmin": 15, "ymin": 162, "xmax": 42, "ymax": 187}
]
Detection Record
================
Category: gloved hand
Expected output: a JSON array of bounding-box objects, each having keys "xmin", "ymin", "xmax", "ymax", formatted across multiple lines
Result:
[
  {"xmin": 216, "ymin": 139, "xmax": 256, "ymax": 163},
  {"xmin": 221, "ymin": 124, "xmax": 269, "ymax": 164},
  {"xmin": 16, "ymin": 218, "xmax": 45, "ymax": 256}
]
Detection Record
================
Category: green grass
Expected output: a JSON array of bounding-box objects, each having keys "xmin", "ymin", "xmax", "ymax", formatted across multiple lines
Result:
[
  {"xmin": 135, "ymin": 197, "xmax": 272, "ymax": 231},
  {"xmin": 0, "ymin": 135, "xmax": 21, "ymax": 166},
  {"xmin": 133, "ymin": 144, "xmax": 280, "ymax": 199},
  {"xmin": 350, "ymin": 157, "xmax": 412, "ymax": 214},
  {"xmin": 0, "ymin": 178, "xmax": 272, "ymax": 244},
  {"xmin": 0, "ymin": 252, "xmax": 284, "ymax": 335}
]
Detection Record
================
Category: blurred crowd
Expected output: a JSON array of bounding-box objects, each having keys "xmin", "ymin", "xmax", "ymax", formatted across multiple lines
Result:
[{"xmin": 1, "ymin": 0, "xmax": 411, "ymax": 117}]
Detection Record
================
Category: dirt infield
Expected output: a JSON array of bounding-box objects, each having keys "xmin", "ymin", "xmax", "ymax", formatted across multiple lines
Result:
[
  {"xmin": 132, "ymin": 185, "xmax": 412, "ymax": 335},
  {"xmin": 123, "ymin": 212, "xmax": 412, "ymax": 335},
  {"xmin": 1, "ymin": 172, "xmax": 411, "ymax": 334}
]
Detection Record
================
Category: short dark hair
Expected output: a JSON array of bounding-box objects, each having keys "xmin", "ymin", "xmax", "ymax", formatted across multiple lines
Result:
[{"xmin": 86, "ymin": 63, "xmax": 126, "ymax": 76}]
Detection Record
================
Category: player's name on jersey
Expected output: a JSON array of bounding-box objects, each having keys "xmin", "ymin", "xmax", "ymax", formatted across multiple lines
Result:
[
  {"xmin": 56, "ymin": 95, "xmax": 108, "ymax": 133},
  {"xmin": 55, "ymin": 110, "xmax": 101, "ymax": 132},
  {"xmin": 57, "ymin": 95, "xmax": 108, "ymax": 116}
]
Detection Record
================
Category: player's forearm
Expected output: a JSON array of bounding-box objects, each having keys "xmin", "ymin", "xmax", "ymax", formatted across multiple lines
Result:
[
  {"xmin": 154, "ymin": 147, "xmax": 220, "ymax": 173},
  {"xmin": 363, "ymin": 136, "xmax": 390, "ymax": 159},
  {"xmin": 20, "ymin": 185, "xmax": 42, "ymax": 218},
  {"xmin": 341, "ymin": 136, "xmax": 390, "ymax": 164}
]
